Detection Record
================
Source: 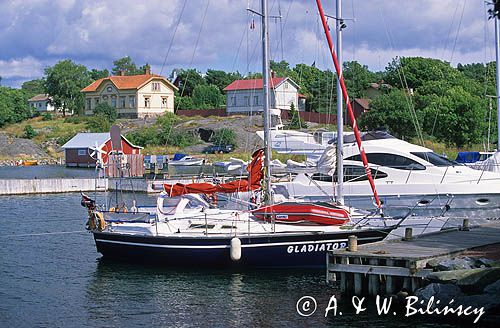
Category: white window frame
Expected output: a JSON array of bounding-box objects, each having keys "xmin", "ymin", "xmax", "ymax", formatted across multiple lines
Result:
[{"xmin": 78, "ymin": 149, "xmax": 87, "ymax": 156}]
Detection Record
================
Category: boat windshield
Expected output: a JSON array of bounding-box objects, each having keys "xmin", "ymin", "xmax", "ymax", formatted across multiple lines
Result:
[
  {"xmin": 411, "ymin": 152, "xmax": 460, "ymax": 167},
  {"xmin": 346, "ymin": 153, "xmax": 426, "ymax": 170}
]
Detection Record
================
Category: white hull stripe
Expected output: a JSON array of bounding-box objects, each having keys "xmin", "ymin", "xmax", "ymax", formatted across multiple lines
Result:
[{"xmin": 95, "ymin": 236, "xmax": 381, "ymax": 249}]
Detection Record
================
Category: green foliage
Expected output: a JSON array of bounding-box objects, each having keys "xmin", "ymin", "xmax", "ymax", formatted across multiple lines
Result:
[
  {"xmin": 93, "ymin": 102, "xmax": 118, "ymax": 122},
  {"xmin": 41, "ymin": 112, "xmax": 53, "ymax": 121},
  {"xmin": 89, "ymin": 68, "xmax": 109, "ymax": 80},
  {"xmin": 210, "ymin": 128, "xmax": 237, "ymax": 147},
  {"xmin": 126, "ymin": 112, "xmax": 198, "ymax": 148},
  {"xmin": 192, "ymin": 84, "xmax": 224, "ymax": 109},
  {"xmin": 23, "ymin": 125, "xmax": 37, "ymax": 139},
  {"xmin": 175, "ymin": 68, "xmax": 206, "ymax": 97},
  {"xmin": 286, "ymin": 102, "xmax": 306, "ymax": 129},
  {"xmin": 359, "ymin": 89, "xmax": 418, "ymax": 139},
  {"xmin": 175, "ymin": 96, "xmax": 195, "ymax": 110},
  {"xmin": 0, "ymin": 86, "xmax": 33, "ymax": 127},
  {"xmin": 111, "ymin": 56, "xmax": 143, "ymax": 76},
  {"xmin": 21, "ymin": 79, "xmax": 45, "ymax": 98},
  {"xmin": 44, "ymin": 59, "xmax": 91, "ymax": 116},
  {"xmin": 64, "ymin": 115, "xmax": 89, "ymax": 124},
  {"xmin": 343, "ymin": 61, "xmax": 379, "ymax": 98},
  {"xmin": 86, "ymin": 115, "xmax": 111, "ymax": 132},
  {"xmin": 204, "ymin": 69, "xmax": 242, "ymax": 92}
]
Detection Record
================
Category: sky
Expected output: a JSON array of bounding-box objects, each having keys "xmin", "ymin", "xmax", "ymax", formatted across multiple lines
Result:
[{"xmin": 0, "ymin": 0, "xmax": 496, "ymax": 88}]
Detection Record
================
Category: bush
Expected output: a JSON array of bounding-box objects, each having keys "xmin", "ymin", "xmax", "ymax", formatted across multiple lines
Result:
[
  {"xmin": 41, "ymin": 112, "xmax": 53, "ymax": 121},
  {"xmin": 126, "ymin": 128, "xmax": 161, "ymax": 147},
  {"xmin": 93, "ymin": 103, "xmax": 118, "ymax": 122},
  {"xmin": 286, "ymin": 103, "xmax": 306, "ymax": 129},
  {"xmin": 23, "ymin": 125, "xmax": 37, "ymax": 139},
  {"xmin": 210, "ymin": 128, "xmax": 237, "ymax": 147},
  {"xmin": 64, "ymin": 115, "xmax": 88, "ymax": 124},
  {"xmin": 86, "ymin": 115, "xmax": 111, "ymax": 132}
]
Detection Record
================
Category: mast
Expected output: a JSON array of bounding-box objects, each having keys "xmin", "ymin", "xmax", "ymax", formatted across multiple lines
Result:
[
  {"xmin": 495, "ymin": 11, "xmax": 500, "ymax": 149},
  {"xmin": 335, "ymin": 0, "xmax": 344, "ymax": 205},
  {"xmin": 316, "ymin": 0, "xmax": 382, "ymax": 208},
  {"xmin": 261, "ymin": 0, "xmax": 272, "ymax": 204}
]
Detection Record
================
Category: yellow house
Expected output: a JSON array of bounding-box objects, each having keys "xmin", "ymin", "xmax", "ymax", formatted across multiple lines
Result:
[{"xmin": 81, "ymin": 68, "xmax": 178, "ymax": 118}]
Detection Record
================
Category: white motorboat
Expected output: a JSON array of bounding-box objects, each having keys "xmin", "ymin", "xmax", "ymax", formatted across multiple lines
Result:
[{"xmin": 270, "ymin": 131, "xmax": 500, "ymax": 218}]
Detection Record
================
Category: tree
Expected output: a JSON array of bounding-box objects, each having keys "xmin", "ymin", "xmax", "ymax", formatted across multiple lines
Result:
[
  {"xmin": 89, "ymin": 68, "xmax": 109, "ymax": 81},
  {"xmin": 93, "ymin": 102, "xmax": 118, "ymax": 122},
  {"xmin": 270, "ymin": 60, "xmax": 292, "ymax": 77},
  {"xmin": 192, "ymin": 84, "xmax": 224, "ymax": 109},
  {"xmin": 21, "ymin": 79, "xmax": 45, "ymax": 98},
  {"xmin": 175, "ymin": 68, "xmax": 206, "ymax": 97},
  {"xmin": 44, "ymin": 60, "xmax": 91, "ymax": 116},
  {"xmin": 359, "ymin": 89, "xmax": 419, "ymax": 139},
  {"xmin": 343, "ymin": 61, "xmax": 378, "ymax": 98},
  {"xmin": 111, "ymin": 56, "xmax": 143, "ymax": 76},
  {"xmin": 286, "ymin": 102, "xmax": 306, "ymax": 129},
  {"xmin": 0, "ymin": 87, "xmax": 33, "ymax": 127},
  {"xmin": 204, "ymin": 69, "xmax": 242, "ymax": 92}
]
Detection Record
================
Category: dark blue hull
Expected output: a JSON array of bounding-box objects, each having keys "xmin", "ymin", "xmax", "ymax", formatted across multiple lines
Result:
[{"xmin": 93, "ymin": 228, "xmax": 392, "ymax": 268}]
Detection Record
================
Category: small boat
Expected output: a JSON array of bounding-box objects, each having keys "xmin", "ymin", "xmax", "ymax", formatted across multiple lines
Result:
[
  {"xmin": 213, "ymin": 158, "xmax": 247, "ymax": 174},
  {"xmin": 252, "ymin": 202, "xmax": 350, "ymax": 225},
  {"xmin": 168, "ymin": 153, "xmax": 205, "ymax": 166},
  {"xmin": 21, "ymin": 160, "xmax": 38, "ymax": 166}
]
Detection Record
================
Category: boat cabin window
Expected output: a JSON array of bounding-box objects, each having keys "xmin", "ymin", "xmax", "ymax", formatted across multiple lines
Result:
[
  {"xmin": 346, "ymin": 153, "xmax": 425, "ymax": 171},
  {"xmin": 189, "ymin": 223, "xmax": 215, "ymax": 229},
  {"xmin": 311, "ymin": 165, "xmax": 388, "ymax": 183},
  {"xmin": 411, "ymin": 152, "xmax": 459, "ymax": 167}
]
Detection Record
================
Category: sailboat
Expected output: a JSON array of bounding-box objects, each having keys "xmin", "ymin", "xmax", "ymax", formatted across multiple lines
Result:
[{"xmin": 82, "ymin": 0, "xmax": 398, "ymax": 268}]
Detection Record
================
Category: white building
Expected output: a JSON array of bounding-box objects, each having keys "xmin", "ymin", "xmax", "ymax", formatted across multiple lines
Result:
[
  {"xmin": 223, "ymin": 77, "xmax": 304, "ymax": 114},
  {"xmin": 28, "ymin": 94, "xmax": 58, "ymax": 113}
]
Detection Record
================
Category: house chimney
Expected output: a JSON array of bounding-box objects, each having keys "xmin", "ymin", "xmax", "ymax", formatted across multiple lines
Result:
[
  {"xmin": 119, "ymin": 70, "xmax": 125, "ymax": 76},
  {"xmin": 144, "ymin": 67, "xmax": 151, "ymax": 75},
  {"xmin": 270, "ymin": 70, "xmax": 275, "ymax": 78}
]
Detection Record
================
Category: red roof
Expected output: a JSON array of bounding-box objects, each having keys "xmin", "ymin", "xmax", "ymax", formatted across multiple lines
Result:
[
  {"xmin": 81, "ymin": 74, "xmax": 177, "ymax": 92},
  {"xmin": 223, "ymin": 77, "xmax": 286, "ymax": 91}
]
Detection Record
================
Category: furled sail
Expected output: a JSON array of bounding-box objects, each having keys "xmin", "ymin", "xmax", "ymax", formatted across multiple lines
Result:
[
  {"xmin": 163, "ymin": 149, "xmax": 264, "ymax": 197},
  {"xmin": 316, "ymin": 144, "xmax": 336, "ymax": 176}
]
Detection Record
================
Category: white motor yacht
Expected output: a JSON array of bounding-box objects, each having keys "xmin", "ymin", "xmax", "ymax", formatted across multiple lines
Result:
[{"xmin": 268, "ymin": 131, "xmax": 500, "ymax": 218}]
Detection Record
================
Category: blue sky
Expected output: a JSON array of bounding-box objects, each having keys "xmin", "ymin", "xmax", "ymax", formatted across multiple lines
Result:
[{"xmin": 0, "ymin": 0, "xmax": 495, "ymax": 88}]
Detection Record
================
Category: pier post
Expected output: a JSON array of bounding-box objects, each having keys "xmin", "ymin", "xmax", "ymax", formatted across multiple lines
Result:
[
  {"xmin": 353, "ymin": 257, "xmax": 363, "ymax": 295},
  {"xmin": 404, "ymin": 228, "xmax": 413, "ymax": 241},
  {"xmin": 348, "ymin": 235, "xmax": 358, "ymax": 252},
  {"xmin": 368, "ymin": 258, "xmax": 379, "ymax": 296},
  {"xmin": 462, "ymin": 218, "xmax": 470, "ymax": 231},
  {"xmin": 385, "ymin": 259, "xmax": 395, "ymax": 295}
]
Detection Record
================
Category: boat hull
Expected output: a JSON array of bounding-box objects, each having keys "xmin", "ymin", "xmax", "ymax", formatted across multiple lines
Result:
[{"xmin": 92, "ymin": 228, "xmax": 391, "ymax": 268}]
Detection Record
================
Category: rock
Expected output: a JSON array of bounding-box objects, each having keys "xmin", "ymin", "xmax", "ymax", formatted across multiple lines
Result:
[
  {"xmin": 415, "ymin": 283, "xmax": 464, "ymax": 304},
  {"xmin": 427, "ymin": 268, "xmax": 482, "ymax": 284},
  {"xmin": 484, "ymin": 280, "xmax": 500, "ymax": 295},
  {"xmin": 454, "ymin": 294, "xmax": 500, "ymax": 314},
  {"xmin": 457, "ymin": 268, "xmax": 500, "ymax": 293},
  {"xmin": 436, "ymin": 257, "xmax": 476, "ymax": 271}
]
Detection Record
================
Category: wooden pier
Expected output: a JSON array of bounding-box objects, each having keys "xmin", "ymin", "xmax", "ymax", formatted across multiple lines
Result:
[{"xmin": 326, "ymin": 221, "xmax": 500, "ymax": 296}]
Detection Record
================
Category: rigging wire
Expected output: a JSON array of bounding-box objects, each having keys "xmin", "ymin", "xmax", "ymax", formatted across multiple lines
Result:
[
  {"xmin": 449, "ymin": 0, "xmax": 467, "ymax": 66},
  {"xmin": 159, "ymin": 1, "xmax": 188, "ymax": 76},
  {"xmin": 378, "ymin": 6, "xmax": 424, "ymax": 146}
]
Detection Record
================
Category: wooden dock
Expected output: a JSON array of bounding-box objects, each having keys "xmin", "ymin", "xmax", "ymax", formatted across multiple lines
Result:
[{"xmin": 326, "ymin": 221, "xmax": 500, "ymax": 296}]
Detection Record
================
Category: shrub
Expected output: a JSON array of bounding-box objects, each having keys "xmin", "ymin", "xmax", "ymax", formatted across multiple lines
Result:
[
  {"xmin": 23, "ymin": 125, "xmax": 37, "ymax": 139},
  {"xmin": 64, "ymin": 115, "xmax": 88, "ymax": 124},
  {"xmin": 210, "ymin": 128, "xmax": 237, "ymax": 147},
  {"xmin": 86, "ymin": 115, "xmax": 111, "ymax": 132},
  {"xmin": 41, "ymin": 112, "xmax": 53, "ymax": 121},
  {"xmin": 93, "ymin": 103, "xmax": 118, "ymax": 122}
]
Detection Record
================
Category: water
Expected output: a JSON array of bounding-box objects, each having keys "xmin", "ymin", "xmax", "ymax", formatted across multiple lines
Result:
[{"xmin": 0, "ymin": 193, "xmax": 456, "ymax": 327}]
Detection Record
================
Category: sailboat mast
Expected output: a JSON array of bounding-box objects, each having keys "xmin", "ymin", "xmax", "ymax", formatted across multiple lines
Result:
[
  {"xmin": 495, "ymin": 13, "xmax": 500, "ymax": 149},
  {"xmin": 336, "ymin": 0, "xmax": 344, "ymax": 205},
  {"xmin": 261, "ymin": 0, "xmax": 272, "ymax": 204},
  {"xmin": 316, "ymin": 0, "xmax": 382, "ymax": 208}
]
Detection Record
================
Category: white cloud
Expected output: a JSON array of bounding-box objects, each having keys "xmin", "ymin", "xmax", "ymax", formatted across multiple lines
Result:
[{"xmin": 0, "ymin": 56, "xmax": 43, "ymax": 79}]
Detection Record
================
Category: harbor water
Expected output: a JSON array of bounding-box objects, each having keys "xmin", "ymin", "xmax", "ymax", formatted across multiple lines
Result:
[{"xmin": 0, "ymin": 193, "xmax": 457, "ymax": 327}]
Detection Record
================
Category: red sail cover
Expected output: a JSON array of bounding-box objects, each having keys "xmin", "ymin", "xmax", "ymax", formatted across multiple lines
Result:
[{"xmin": 163, "ymin": 149, "xmax": 264, "ymax": 197}]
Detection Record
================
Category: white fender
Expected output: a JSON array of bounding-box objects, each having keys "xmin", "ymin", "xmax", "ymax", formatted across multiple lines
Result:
[{"xmin": 230, "ymin": 237, "xmax": 242, "ymax": 261}]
